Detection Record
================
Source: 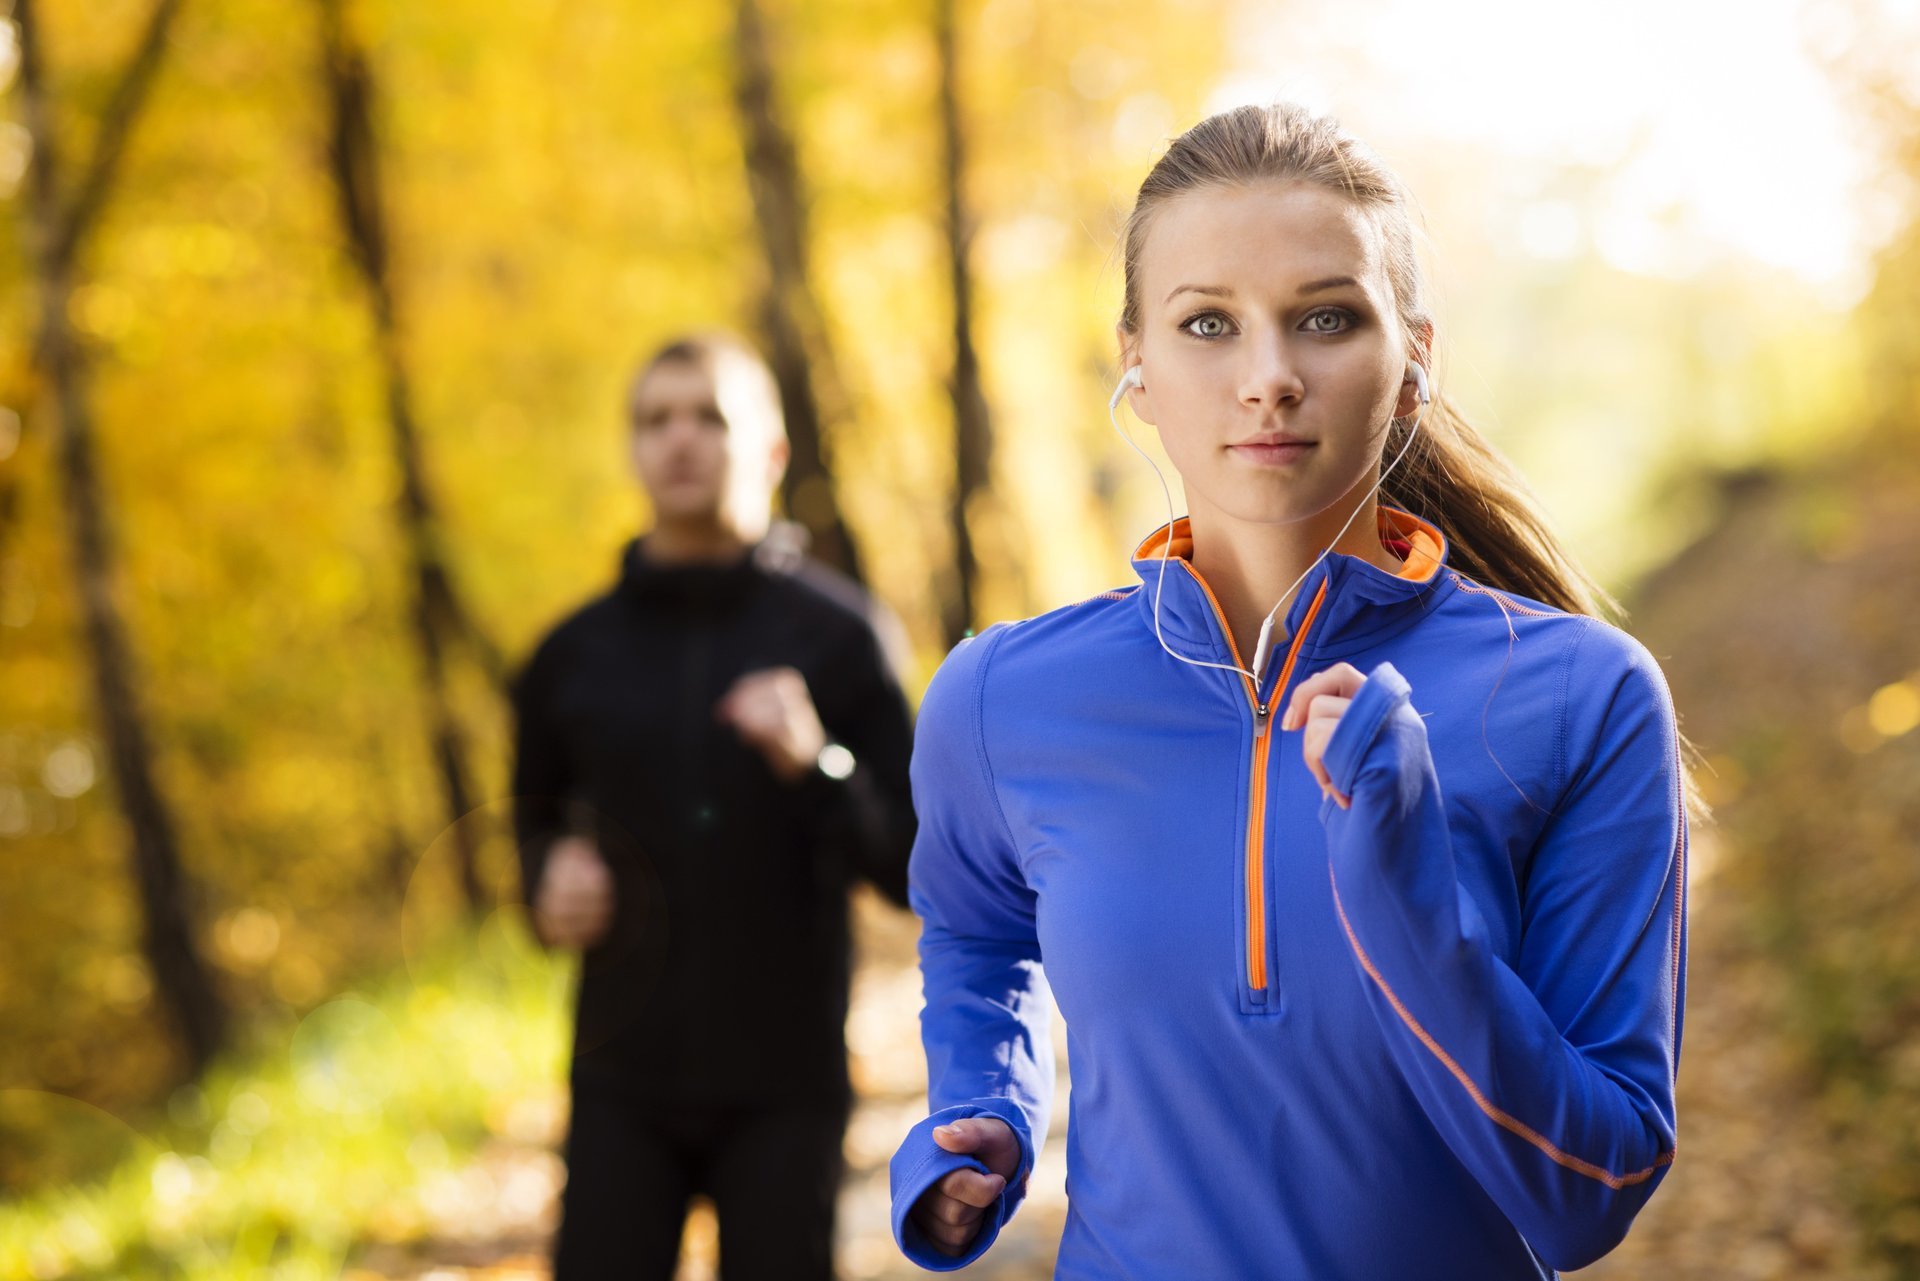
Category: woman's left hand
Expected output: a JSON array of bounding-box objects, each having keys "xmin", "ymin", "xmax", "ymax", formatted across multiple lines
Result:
[{"xmin": 1279, "ymin": 662, "xmax": 1368, "ymax": 810}]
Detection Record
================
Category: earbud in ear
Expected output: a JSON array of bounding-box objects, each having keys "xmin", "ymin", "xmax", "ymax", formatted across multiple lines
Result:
[
  {"xmin": 1406, "ymin": 361, "xmax": 1431, "ymax": 406},
  {"xmin": 1110, "ymin": 364, "xmax": 1145, "ymax": 411}
]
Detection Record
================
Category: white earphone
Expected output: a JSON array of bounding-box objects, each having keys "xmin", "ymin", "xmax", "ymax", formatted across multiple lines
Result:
[{"xmin": 1108, "ymin": 357, "xmax": 1434, "ymax": 698}]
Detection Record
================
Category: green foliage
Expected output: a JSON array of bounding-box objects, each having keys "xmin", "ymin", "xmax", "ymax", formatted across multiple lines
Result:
[
  {"xmin": 0, "ymin": 0, "xmax": 1234, "ymax": 1128},
  {"xmin": 0, "ymin": 913, "xmax": 570, "ymax": 1280}
]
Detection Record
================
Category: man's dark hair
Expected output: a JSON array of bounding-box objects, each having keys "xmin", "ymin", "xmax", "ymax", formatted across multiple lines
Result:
[{"xmin": 631, "ymin": 331, "xmax": 785, "ymax": 438}]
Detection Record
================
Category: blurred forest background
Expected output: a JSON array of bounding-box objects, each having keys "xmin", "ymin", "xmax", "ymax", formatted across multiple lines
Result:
[{"xmin": 3, "ymin": 0, "xmax": 1919, "ymax": 1276}]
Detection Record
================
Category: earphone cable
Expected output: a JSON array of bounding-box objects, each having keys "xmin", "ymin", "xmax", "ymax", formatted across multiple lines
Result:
[
  {"xmin": 1244, "ymin": 388, "xmax": 1431, "ymax": 684},
  {"xmin": 1107, "ymin": 371, "xmax": 1434, "ymax": 696}
]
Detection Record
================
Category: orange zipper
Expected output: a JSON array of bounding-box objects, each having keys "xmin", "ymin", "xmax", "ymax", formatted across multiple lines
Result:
[
  {"xmin": 1246, "ymin": 583, "xmax": 1326, "ymax": 990},
  {"xmin": 1180, "ymin": 567, "xmax": 1329, "ymax": 994}
]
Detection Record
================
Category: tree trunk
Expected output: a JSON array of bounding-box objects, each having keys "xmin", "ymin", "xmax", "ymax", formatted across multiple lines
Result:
[
  {"xmin": 729, "ymin": 0, "xmax": 865, "ymax": 582},
  {"xmin": 935, "ymin": 0, "xmax": 994, "ymax": 645},
  {"xmin": 315, "ymin": 0, "xmax": 487, "ymax": 912},
  {"xmin": 4, "ymin": 0, "xmax": 181, "ymax": 587},
  {"xmin": 15, "ymin": 0, "xmax": 230, "ymax": 1077}
]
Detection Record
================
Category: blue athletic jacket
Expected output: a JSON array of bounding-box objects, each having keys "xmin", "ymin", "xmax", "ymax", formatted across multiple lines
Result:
[{"xmin": 888, "ymin": 509, "xmax": 1688, "ymax": 1279}]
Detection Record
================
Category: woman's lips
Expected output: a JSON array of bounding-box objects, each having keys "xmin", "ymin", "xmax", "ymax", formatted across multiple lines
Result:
[{"xmin": 1228, "ymin": 441, "xmax": 1316, "ymax": 465}]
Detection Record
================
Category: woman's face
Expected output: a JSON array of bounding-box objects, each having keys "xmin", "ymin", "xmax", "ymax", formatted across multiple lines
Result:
[{"xmin": 1122, "ymin": 180, "xmax": 1422, "ymax": 538}]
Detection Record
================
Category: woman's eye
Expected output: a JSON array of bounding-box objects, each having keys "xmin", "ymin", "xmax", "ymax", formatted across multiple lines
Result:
[
  {"xmin": 1182, "ymin": 313, "xmax": 1231, "ymax": 339},
  {"xmin": 1304, "ymin": 309, "xmax": 1354, "ymax": 334}
]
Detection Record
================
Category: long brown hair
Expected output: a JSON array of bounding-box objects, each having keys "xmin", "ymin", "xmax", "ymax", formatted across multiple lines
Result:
[{"xmin": 1119, "ymin": 102, "xmax": 1616, "ymax": 619}]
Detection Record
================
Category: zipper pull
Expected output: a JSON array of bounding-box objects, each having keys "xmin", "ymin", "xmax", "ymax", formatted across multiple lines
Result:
[{"xmin": 1255, "ymin": 701, "xmax": 1272, "ymax": 739}]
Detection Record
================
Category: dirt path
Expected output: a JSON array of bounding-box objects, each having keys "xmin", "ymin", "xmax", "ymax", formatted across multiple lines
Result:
[{"xmin": 1570, "ymin": 827, "xmax": 1867, "ymax": 1279}]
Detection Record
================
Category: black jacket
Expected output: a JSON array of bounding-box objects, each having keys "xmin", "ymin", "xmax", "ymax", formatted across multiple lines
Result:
[{"xmin": 510, "ymin": 532, "xmax": 916, "ymax": 1103}]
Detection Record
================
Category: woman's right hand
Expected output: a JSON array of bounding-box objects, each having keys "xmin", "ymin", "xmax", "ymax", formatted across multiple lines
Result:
[
  {"xmin": 533, "ymin": 836, "xmax": 614, "ymax": 949},
  {"xmin": 909, "ymin": 1116, "xmax": 1021, "ymax": 1257}
]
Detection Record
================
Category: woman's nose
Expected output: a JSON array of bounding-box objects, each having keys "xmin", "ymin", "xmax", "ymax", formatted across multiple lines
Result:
[{"xmin": 1238, "ymin": 331, "xmax": 1305, "ymax": 408}]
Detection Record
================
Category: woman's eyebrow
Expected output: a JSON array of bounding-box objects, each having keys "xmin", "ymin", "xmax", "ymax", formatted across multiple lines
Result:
[
  {"xmin": 1163, "ymin": 275, "xmax": 1362, "ymax": 305},
  {"xmin": 1164, "ymin": 283, "xmax": 1233, "ymax": 304}
]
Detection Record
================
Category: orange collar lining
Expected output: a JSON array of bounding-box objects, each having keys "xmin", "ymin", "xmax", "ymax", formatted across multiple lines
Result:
[{"xmin": 1132, "ymin": 508, "xmax": 1445, "ymax": 583}]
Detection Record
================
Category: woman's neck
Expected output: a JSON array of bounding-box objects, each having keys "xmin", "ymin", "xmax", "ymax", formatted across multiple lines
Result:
[{"xmin": 1185, "ymin": 488, "xmax": 1405, "ymax": 671}]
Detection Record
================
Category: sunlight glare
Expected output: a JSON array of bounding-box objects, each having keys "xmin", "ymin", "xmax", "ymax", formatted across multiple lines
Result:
[{"xmin": 1223, "ymin": 0, "xmax": 1877, "ymax": 297}]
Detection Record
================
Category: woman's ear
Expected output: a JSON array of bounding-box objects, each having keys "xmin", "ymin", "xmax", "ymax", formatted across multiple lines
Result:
[
  {"xmin": 1394, "ymin": 320, "xmax": 1436, "ymax": 418},
  {"xmin": 1394, "ymin": 365, "xmax": 1424, "ymax": 419},
  {"xmin": 1114, "ymin": 323, "xmax": 1155, "ymax": 426}
]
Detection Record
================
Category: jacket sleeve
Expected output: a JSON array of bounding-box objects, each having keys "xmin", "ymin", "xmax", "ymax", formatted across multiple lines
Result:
[
  {"xmin": 509, "ymin": 637, "xmax": 573, "ymax": 937},
  {"xmin": 1318, "ymin": 628, "xmax": 1687, "ymax": 1273},
  {"xmin": 795, "ymin": 608, "xmax": 918, "ymax": 907},
  {"xmin": 888, "ymin": 626, "xmax": 1055, "ymax": 1272}
]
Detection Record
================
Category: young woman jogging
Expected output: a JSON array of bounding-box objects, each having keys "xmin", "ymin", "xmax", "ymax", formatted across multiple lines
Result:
[{"xmin": 887, "ymin": 103, "xmax": 1689, "ymax": 1280}]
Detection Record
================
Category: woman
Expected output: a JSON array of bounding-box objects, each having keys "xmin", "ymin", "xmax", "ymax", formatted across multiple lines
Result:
[{"xmin": 887, "ymin": 104, "xmax": 1689, "ymax": 1279}]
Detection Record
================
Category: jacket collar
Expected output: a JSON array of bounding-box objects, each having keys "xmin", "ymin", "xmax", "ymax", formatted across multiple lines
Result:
[
  {"xmin": 1127, "ymin": 506, "xmax": 1454, "ymax": 667},
  {"xmin": 618, "ymin": 535, "xmax": 762, "ymax": 610}
]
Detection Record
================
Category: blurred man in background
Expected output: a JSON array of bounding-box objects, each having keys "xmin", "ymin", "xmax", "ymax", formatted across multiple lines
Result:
[{"xmin": 510, "ymin": 332, "xmax": 916, "ymax": 1280}]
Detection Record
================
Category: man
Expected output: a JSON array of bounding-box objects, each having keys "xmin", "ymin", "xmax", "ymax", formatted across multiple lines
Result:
[{"xmin": 510, "ymin": 333, "xmax": 916, "ymax": 1280}]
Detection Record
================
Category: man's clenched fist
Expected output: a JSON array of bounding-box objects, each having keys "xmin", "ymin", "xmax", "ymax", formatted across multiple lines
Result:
[
  {"xmin": 714, "ymin": 666, "xmax": 828, "ymax": 782},
  {"xmin": 533, "ymin": 835, "xmax": 614, "ymax": 949}
]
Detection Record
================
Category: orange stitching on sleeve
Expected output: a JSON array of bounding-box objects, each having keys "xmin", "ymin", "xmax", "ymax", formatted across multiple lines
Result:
[{"xmin": 1328, "ymin": 862, "xmax": 1676, "ymax": 1190}]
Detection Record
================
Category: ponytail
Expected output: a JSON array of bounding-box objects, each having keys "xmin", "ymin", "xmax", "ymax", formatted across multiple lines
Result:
[{"xmin": 1382, "ymin": 397, "xmax": 1618, "ymax": 620}]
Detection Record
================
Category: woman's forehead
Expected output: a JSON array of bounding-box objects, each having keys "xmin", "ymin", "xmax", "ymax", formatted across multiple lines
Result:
[{"xmin": 1140, "ymin": 181, "xmax": 1388, "ymax": 304}]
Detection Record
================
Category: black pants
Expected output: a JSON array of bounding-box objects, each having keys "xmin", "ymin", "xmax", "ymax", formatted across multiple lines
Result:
[{"xmin": 552, "ymin": 1059, "xmax": 851, "ymax": 1281}]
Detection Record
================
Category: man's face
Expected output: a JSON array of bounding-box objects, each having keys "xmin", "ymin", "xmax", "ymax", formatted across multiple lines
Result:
[{"xmin": 627, "ymin": 358, "xmax": 785, "ymax": 530}]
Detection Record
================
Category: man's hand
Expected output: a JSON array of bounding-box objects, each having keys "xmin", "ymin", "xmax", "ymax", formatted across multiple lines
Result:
[
  {"xmin": 909, "ymin": 1116, "xmax": 1021, "ymax": 1258},
  {"xmin": 1280, "ymin": 661, "xmax": 1369, "ymax": 810},
  {"xmin": 533, "ymin": 835, "xmax": 614, "ymax": 949},
  {"xmin": 714, "ymin": 666, "xmax": 828, "ymax": 782}
]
